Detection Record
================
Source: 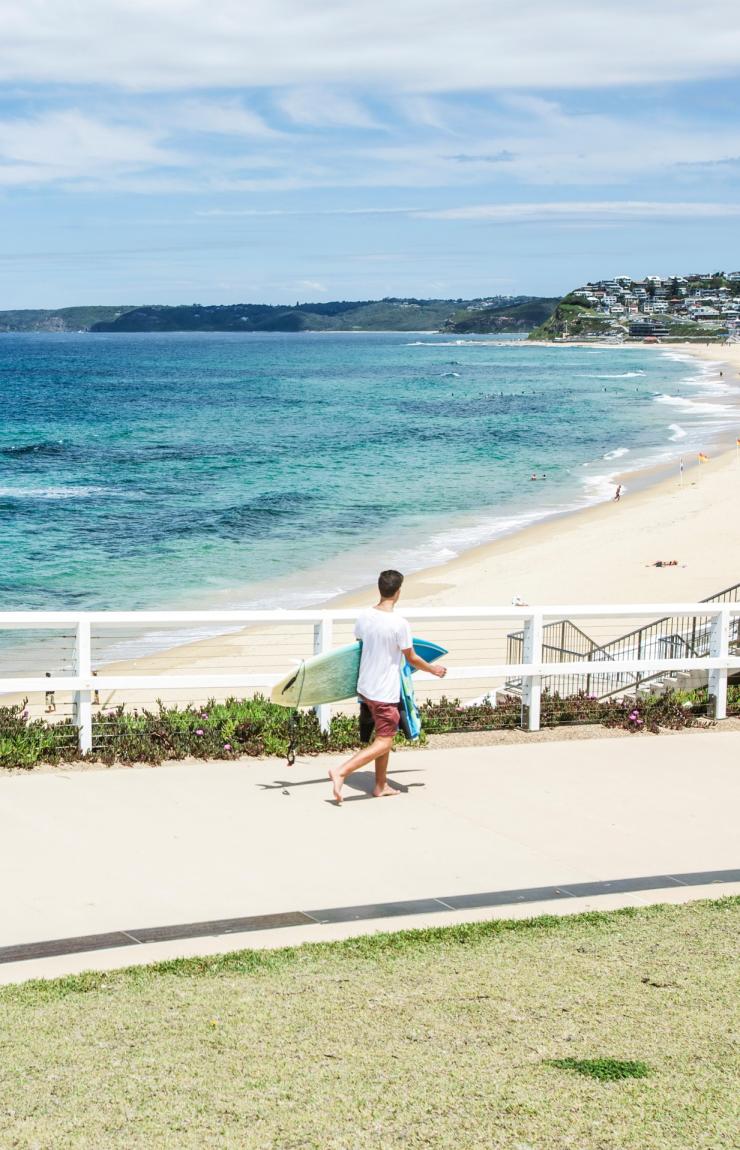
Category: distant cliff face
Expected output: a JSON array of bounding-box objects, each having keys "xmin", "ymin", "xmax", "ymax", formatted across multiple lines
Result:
[{"xmin": 529, "ymin": 298, "xmax": 617, "ymax": 341}]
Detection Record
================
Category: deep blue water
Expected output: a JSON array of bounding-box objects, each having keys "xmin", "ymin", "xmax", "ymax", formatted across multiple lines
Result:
[{"xmin": 0, "ymin": 332, "xmax": 735, "ymax": 610}]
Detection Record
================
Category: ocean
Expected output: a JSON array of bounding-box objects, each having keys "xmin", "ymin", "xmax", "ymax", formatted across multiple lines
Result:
[{"xmin": 0, "ymin": 331, "xmax": 736, "ymax": 612}]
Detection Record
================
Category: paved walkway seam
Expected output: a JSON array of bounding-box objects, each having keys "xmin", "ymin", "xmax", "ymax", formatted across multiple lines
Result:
[{"xmin": 2, "ymin": 867, "xmax": 738, "ymax": 967}]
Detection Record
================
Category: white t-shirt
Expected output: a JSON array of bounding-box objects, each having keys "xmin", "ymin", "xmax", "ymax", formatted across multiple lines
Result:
[{"xmin": 354, "ymin": 607, "xmax": 413, "ymax": 704}]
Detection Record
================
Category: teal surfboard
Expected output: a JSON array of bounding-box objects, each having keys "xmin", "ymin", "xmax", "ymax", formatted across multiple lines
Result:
[
  {"xmin": 271, "ymin": 637, "xmax": 447, "ymax": 708},
  {"xmin": 399, "ymin": 660, "xmax": 422, "ymax": 739}
]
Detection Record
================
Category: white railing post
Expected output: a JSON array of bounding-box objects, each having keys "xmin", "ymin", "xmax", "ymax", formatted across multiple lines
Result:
[
  {"xmin": 708, "ymin": 607, "xmax": 729, "ymax": 720},
  {"xmin": 521, "ymin": 612, "xmax": 543, "ymax": 731},
  {"xmin": 74, "ymin": 617, "xmax": 93, "ymax": 755},
  {"xmin": 313, "ymin": 617, "xmax": 334, "ymax": 733}
]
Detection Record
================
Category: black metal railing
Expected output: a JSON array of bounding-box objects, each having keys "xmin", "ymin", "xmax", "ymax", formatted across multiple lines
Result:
[{"xmin": 505, "ymin": 581, "xmax": 740, "ymax": 700}]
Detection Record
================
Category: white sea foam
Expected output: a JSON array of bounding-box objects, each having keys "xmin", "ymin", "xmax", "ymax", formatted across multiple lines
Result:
[
  {"xmin": 406, "ymin": 339, "xmax": 506, "ymax": 347},
  {"xmin": 0, "ymin": 485, "xmax": 107, "ymax": 499},
  {"xmin": 603, "ymin": 447, "xmax": 630, "ymax": 460},
  {"xmin": 653, "ymin": 393, "xmax": 733, "ymax": 415},
  {"xmin": 98, "ymin": 584, "xmax": 349, "ymax": 661},
  {"xmin": 418, "ymin": 509, "xmax": 556, "ymax": 558},
  {"xmin": 580, "ymin": 472, "xmax": 621, "ymax": 501},
  {"xmin": 232, "ymin": 585, "xmax": 347, "ymax": 611},
  {"xmin": 668, "ymin": 423, "xmax": 687, "ymax": 441},
  {"xmin": 596, "ymin": 371, "xmax": 646, "ymax": 379}
]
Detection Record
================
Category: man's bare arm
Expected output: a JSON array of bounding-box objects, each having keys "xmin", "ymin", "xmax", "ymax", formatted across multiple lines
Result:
[{"xmin": 402, "ymin": 647, "xmax": 447, "ymax": 678}]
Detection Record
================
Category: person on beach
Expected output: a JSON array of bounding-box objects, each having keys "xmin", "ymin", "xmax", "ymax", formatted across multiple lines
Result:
[
  {"xmin": 329, "ymin": 569, "xmax": 447, "ymax": 804},
  {"xmin": 44, "ymin": 671, "xmax": 56, "ymax": 713},
  {"xmin": 614, "ymin": 484, "xmax": 622, "ymax": 502}
]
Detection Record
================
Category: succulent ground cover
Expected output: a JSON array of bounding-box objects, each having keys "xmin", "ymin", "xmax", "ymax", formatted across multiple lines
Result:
[{"xmin": 1, "ymin": 684, "xmax": 734, "ymax": 769}]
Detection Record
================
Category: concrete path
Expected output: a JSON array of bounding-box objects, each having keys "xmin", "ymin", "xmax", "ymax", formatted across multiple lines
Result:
[{"xmin": 1, "ymin": 730, "xmax": 738, "ymax": 984}]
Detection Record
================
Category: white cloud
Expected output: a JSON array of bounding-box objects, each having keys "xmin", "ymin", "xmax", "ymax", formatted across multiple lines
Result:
[
  {"xmin": 3, "ymin": 84, "xmax": 740, "ymax": 199},
  {"xmin": 353, "ymin": 97, "xmax": 740, "ymax": 190},
  {"xmin": 277, "ymin": 88, "xmax": 382, "ymax": 129},
  {"xmin": 0, "ymin": 109, "xmax": 177, "ymax": 185},
  {"xmin": 195, "ymin": 206, "xmax": 419, "ymax": 217},
  {"xmin": 171, "ymin": 99, "xmax": 277, "ymax": 137},
  {"xmin": 419, "ymin": 201, "xmax": 740, "ymax": 222},
  {"xmin": 1, "ymin": 1, "xmax": 739, "ymax": 91},
  {"xmin": 197, "ymin": 201, "xmax": 740, "ymax": 225},
  {"xmin": 400, "ymin": 96, "xmax": 456, "ymax": 134}
]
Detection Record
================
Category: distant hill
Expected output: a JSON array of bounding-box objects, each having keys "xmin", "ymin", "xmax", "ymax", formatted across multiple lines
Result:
[
  {"xmin": 0, "ymin": 306, "xmax": 135, "ymax": 333},
  {"xmin": 0, "ymin": 296, "xmax": 558, "ymax": 335},
  {"xmin": 445, "ymin": 297, "xmax": 559, "ymax": 334},
  {"xmin": 89, "ymin": 297, "xmax": 555, "ymax": 334}
]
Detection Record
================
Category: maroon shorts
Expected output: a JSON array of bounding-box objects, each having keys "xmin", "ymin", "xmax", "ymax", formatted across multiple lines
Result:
[{"xmin": 362, "ymin": 698, "xmax": 401, "ymax": 739}]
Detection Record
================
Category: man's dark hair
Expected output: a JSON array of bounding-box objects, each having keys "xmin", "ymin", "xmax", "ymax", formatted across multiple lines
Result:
[{"xmin": 378, "ymin": 569, "xmax": 404, "ymax": 598}]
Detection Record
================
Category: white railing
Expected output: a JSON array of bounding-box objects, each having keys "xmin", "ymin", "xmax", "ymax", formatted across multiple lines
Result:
[{"xmin": 0, "ymin": 603, "xmax": 738, "ymax": 755}]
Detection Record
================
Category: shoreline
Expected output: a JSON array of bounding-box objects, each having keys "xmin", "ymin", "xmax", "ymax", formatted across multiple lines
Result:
[
  {"xmin": 364, "ymin": 341, "xmax": 740, "ymax": 609},
  {"xmin": 212, "ymin": 339, "xmax": 740, "ymax": 614}
]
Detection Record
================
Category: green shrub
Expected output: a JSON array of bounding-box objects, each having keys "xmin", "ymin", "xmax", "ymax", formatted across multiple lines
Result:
[
  {"xmin": 673, "ymin": 683, "xmax": 740, "ymax": 716},
  {"xmin": 92, "ymin": 696, "xmax": 363, "ymax": 765},
  {"xmin": 0, "ymin": 686, "xmax": 715, "ymax": 770},
  {"xmin": 420, "ymin": 694, "xmax": 521, "ymax": 732},
  {"xmin": 0, "ymin": 702, "xmax": 78, "ymax": 770}
]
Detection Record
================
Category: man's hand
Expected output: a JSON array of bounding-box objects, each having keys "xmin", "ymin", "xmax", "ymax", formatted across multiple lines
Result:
[{"xmin": 403, "ymin": 648, "xmax": 447, "ymax": 677}]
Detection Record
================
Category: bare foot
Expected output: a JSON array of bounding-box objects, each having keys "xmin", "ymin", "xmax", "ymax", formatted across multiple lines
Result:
[
  {"xmin": 329, "ymin": 767, "xmax": 344, "ymax": 804},
  {"xmin": 373, "ymin": 782, "xmax": 401, "ymax": 798}
]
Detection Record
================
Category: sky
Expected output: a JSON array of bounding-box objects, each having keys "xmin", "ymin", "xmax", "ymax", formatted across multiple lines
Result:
[{"xmin": 1, "ymin": 0, "xmax": 740, "ymax": 308}]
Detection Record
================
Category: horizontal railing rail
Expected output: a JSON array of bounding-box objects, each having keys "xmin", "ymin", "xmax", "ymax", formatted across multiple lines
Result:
[{"xmin": 1, "ymin": 603, "xmax": 738, "ymax": 754}]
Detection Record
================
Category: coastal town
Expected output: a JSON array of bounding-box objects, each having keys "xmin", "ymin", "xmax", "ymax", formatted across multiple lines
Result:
[{"xmin": 536, "ymin": 272, "xmax": 740, "ymax": 341}]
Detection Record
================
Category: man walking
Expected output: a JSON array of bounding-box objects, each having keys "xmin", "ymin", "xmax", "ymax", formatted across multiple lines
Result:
[{"xmin": 329, "ymin": 569, "xmax": 446, "ymax": 803}]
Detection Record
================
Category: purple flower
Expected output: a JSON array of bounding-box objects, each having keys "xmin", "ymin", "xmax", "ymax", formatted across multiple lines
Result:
[
  {"xmin": 200, "ymin": 713, "xmax": 209, "ymax": 720},
  {"xmin": 195, "ymin": 728, "xmax": 204, "ymax": 736},
  {"xmin": 223, "ymin": 743, "xmax": 232, "ymax": 751}
]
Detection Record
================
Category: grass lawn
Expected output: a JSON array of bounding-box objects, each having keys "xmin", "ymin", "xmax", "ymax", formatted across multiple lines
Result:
[{"xmin": 1, "ymin": 900, "xmax": 738, "ymax": 1149}]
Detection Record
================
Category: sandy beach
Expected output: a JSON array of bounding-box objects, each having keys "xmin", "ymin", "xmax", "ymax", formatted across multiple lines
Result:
[
  {"xmin": 354, "ymin": 341, "xmax": 740, "ymax": 607},
  {"xmin": 17, "ymin": 341, "xmax": 740, "ymax": 717}
]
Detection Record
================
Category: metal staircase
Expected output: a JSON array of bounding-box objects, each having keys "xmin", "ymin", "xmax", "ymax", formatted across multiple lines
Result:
[{"xmin": 506, "ymin": 581, "xmax": 740, "ymax": 700}]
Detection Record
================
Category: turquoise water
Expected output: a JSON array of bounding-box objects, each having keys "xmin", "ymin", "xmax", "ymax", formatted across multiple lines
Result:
[{"xmin": 0, "ymin": 332, "xmax": 735, "ymax": 611}]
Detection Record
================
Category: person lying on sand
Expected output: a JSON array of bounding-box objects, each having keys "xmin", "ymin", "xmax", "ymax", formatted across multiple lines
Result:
[
  {"xmin": 329, "ymin": 569, "xmax": 446, "ymax": 804},
  {"xmin": 649, "ymin": 560, "xmax": 679, "ymax": 567}
]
